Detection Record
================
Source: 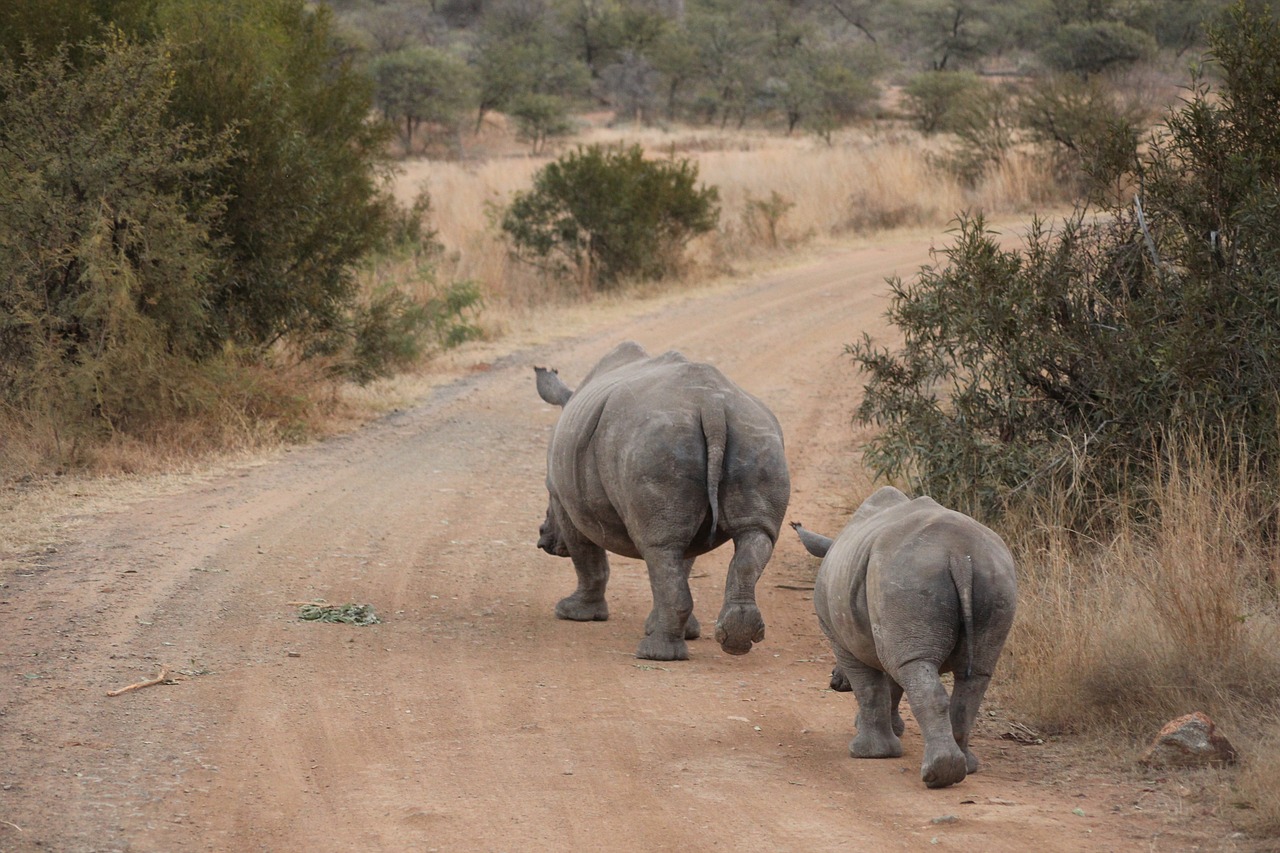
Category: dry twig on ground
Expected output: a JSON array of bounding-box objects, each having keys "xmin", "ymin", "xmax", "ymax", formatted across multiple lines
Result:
[{"xmin": 106, "ymin": 666, "xmax": 171, "ymax": 697}]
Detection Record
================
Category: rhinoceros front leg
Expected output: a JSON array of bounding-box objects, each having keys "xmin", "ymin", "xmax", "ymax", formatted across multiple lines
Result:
[
  {"xmin": 896, "ymin": 659, "xmax": 968, "ymax": 788},
  {"xmin": 555, "ymin": 539, "xmax": 611, "ymax": 623},
  {"xmin": 637, "ymin": 551, "xmax": 695, "ymax": 661},
  {"xmin": 645, "ymin": 558, "xmax": 700, "ymax": 641},
  {"xmin": 713, "ymin": 529, "xmax": 771, "ymax": 655}
]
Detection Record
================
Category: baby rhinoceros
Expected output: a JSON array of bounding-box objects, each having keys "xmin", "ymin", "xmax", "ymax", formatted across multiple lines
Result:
[
  {"xmin": 793, "ymin": 486, "xmax": 1017, "ymax": 788},
  {"xmin": 534, "ymin": 341, "xmax": 790, "ymax": 662}
]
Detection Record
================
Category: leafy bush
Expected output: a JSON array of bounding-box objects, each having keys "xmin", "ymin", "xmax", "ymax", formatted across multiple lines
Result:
[
  {"xmin": 0, "ymin": 37, "xmax": 231, "ymax": 436},
  {"xmin": 508, "ymin": 92, "xmax": 577, "ymax": 155},
  {"xmin": 344, "ymin": 193, "xmax": 483, "ymax": 384},
  {"xmin": 369, "ymin": 46, "xmax": 475, "ymax": 154},
  {"xmin": 501, "ymin": 144, "xmax": 719, "ymax": 290},
  {"xmin": 1019, "ymin": 74, "xmax": 1148, "ymax": 199},
  {"xmin": 1039, "ymin": 21, "xmax": 1156, "ymax": 77},
  {"xmin": 348, "ymin": 280, "xmax": 483, "ymax": 384},
  {"xmin": 158, "ymin": 0, "xmax": 395, "ymax": 350},
  {"xmin": 901, "ymin": 71, "xmax": 987, "ymax": 135},
  {"xmin": 848, "ymin": 3, "xmax": 1280, "ymax": 528},
  {"xmin": 932, "ymin": 81, "xmax": 1019, "ymax": 186}
]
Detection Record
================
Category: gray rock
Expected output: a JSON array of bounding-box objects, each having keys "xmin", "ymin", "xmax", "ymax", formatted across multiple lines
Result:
[{"xmin": 1140, "ymin": 711, "xmax": 1237, "ymax": 768}]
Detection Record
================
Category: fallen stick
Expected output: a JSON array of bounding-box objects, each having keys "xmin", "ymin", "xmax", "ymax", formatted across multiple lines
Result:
[{"xmin": 106, "ymin": 667, "xmax": 170, "ymax": 697}]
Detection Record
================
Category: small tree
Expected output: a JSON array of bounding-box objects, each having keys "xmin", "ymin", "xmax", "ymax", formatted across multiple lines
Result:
[
  {"xmin": 902, "ymin": 70, "xmax": 986, "ymax": 135},
  {"xmin": 370, "ymin": 46, "xmax": 475, "ymax": 153},
  {"xmin": 501, "ymin": 144, "xmax": 719, "ymax": 290},
  {"xmin": 1039, "ymin": 21, "xmax": 1155, "ymax": 76},
  {"xmin": 0, "ymin": 37, "xmax": 231, "ymax": 434},
  {"xmin": 508, "ymin": 92, "xmax": 576, "ymax": 154}
]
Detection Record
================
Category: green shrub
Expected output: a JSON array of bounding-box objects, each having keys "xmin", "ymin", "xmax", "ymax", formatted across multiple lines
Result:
[
  {"xmin": 158, "ymin": 0, "xmax": 395, "ymax": 350},
  {"xmin": 501, "ymin": 143, "xmax": 719, "ymax": 290},
  {"xmin": 1039, "ymin": 21, "xmax": 1156, "ymax": 77},
  {"xmin": 0, "ymin": 36, "xmax": 231, "ymax": 436},
  {"xmin": 1019, "ymin": 74, "xmax": 1148, "ymax": 200},
  {"xmin": 848, "ymin": 3, "xmax": 1280, "ymax": 528},
  {"xmin": 901, "ymin": 71, "xmax": 987, "ymax": 135}
]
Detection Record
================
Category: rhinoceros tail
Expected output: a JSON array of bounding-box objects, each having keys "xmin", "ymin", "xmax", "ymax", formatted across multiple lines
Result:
[
  {"xmin": 701, "ymin": 400, "xmax": 727, "ymax": 548},
  {"xmin": 949, "ymin": 553, "xmax": 976, "ymax": 679}
]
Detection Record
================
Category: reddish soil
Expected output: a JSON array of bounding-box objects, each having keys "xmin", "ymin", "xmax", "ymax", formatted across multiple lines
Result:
[{"xmin": 0, "ymin": 234, "xmax": 1253, "ymax": 852}]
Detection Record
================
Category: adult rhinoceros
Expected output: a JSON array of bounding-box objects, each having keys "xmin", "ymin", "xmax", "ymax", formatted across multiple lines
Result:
[
  {"xmin": 793, "ymin": 486, "xmax": 1017, "ymax": 788},
  {"xmin": 534, "ymin": 341, "xmax": 790, "ymax": 661}
]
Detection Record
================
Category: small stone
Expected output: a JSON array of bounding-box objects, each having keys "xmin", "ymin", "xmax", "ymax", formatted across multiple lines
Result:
[{"xmin": 1140, "ymin": 711, "xmax": 1237, "ymax": 768}]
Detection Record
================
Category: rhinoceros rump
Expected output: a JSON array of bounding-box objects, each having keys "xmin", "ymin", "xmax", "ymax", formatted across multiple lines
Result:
[
  {"xmin": 535, "ymin": 342, "xmax": 790, "ymax": 661},
  {"xmin": 794, "ymin": 486, "xmax": 1017, "ymax": 788}
]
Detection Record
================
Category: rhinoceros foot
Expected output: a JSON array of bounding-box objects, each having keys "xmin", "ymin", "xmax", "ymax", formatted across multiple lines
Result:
[
  {"xmin": 713, "ymin": 604, "xmax": 765, "ymax": 655},
  {"xmin": 921, "ymin": 745, "xmax": 968, "ymax": 789},
  {"xmin": 849, "ymin": 729, "xmax": 903, "ymax": 760},
  {"xmin": 636, "ymin": 634, "xmax": 689, "ymax": 661},
  {"xmin": 555, "ymin": 594, "xmax": 609, "ymax": 622}
]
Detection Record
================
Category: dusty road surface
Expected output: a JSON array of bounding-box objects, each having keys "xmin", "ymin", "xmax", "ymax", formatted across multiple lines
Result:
[{"xmin": 0, "ymin": 232, "xmax": 1251, "ymax": 852}]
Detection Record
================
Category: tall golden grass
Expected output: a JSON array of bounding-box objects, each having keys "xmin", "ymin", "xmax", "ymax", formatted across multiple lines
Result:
[
  {"xmin": 393, "ymin": 121, "xmax": 1061, "ymax": 328},
  {"xmin": 1000, "ymin": 435, "xmax": 1280, "ymax": 832}
]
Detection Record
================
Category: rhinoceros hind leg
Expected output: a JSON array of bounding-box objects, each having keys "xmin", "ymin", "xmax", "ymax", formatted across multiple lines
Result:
[
  {"xmin": 949, "ymin": 671, "xmax": 993, "ymax": 775},
  {"xmin": 840, "ymin": 659, "xmax": 904, "ymax": 759},
  {"xmin": 556, "ymin": 540, "xmax": 610, "ymax": 621},
  {"xmin": 897, "ymin": 660, "xmax": 968, "ymax": 788},
  {"xmin": 556, "ymin": 594, "xmax": 609, "ymax": 622},
  {"xmin": 636, "ymin": 633, "xmax": 689, "ymax": 661},
  {"xmin": 713, "ymin": 530, "xmax": 772, "ymax": 655},
  {"xmin": 646, "ymin": 609, "xmax": 700, "ymax": 639}
]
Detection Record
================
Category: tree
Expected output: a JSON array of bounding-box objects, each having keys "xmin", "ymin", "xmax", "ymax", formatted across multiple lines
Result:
[
  {"xmin": 370, "ymin": 46, "xmax": 475, "ymax": 152},
  {"xmin": 158, "ymin": 0, "xmax": 396, "ymax": 349},
  {"xmin": 0, "ymin": 37, "xmax": 231, "ymax": 433},
  {"xmin": 471, "ymin": 0, "xmax": 591, "ymax": 131},
  {"xmin": 0, "ymin": 0, "xmax": 157, "ymax": 65},
  {"xmin": 1039, "ymin": 20, "xmax": 1155, "ymax": 76},
  {"xmin": 501, "ymin": 144, "xmax": 719, "ymax": 289},
  {"xmin": 509, "ymin": 92, "xmax": 577, "ymax": 153},
  {"xmin": 847, "ymin": 2, "xmax": 1280, "ymax": 526}
]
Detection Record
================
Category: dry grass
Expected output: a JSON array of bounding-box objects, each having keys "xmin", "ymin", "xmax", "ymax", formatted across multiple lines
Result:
[
  {"xmin": 391, "ymin": 119, "xmax": 1063, "ymax": 331},
  {"xmin": 999, "ymin": 438, "xmax": 1280, "ymax": 834}
]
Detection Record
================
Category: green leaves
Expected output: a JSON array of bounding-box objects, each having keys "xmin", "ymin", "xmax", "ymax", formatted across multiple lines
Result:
[
  {"xmin": 850, "ymin": 4, "xmax": 1280, "ymax": 528},
  {"xmin": 501, "ymin": 144, "xmax": 720, "ymax": 290},
  {"xmin": 0, "ymin": 36, "xmax": 231, "ymax": 433}
]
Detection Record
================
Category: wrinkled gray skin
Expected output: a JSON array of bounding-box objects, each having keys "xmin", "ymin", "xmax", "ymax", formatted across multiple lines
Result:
[
  {"xmin": 793, "ymin": 486, "xmax": 1017, "ymax": 788},
  {"xmin": 535, "ymin": 341, "xmax": 790, "ymax": 661}
]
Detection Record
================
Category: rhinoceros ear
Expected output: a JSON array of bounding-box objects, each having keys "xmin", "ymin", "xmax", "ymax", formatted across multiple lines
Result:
[{"xmin": 535, "ymin": 366, "xmax": 574, "ymax": 407}]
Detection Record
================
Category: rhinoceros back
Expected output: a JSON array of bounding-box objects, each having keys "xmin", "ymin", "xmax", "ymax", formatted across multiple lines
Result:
[{"xmin": 547, "ymin": 354, "xmax": 781, "ymax": 557}]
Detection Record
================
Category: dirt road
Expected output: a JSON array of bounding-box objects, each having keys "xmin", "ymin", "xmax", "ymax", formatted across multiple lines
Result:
[{"xmin": 0, "ymin": 233, "xmax": 1247, "ymax": 852}]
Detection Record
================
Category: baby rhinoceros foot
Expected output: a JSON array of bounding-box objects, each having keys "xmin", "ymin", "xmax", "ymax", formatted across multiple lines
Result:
[
  {"xmin": 636, "ymin": 634, "xmax": 689, "ymax": 661},
  {"xmin": 555, "ymin": 594, "xmax": 609, "ymax": 622},
  {"xmin": 713, "ymin": 603, "xmax": 765, "ymax": 655},
  {"xmin": 921, "ymin": 744, "xmax": 969, "ymax": 789}
]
